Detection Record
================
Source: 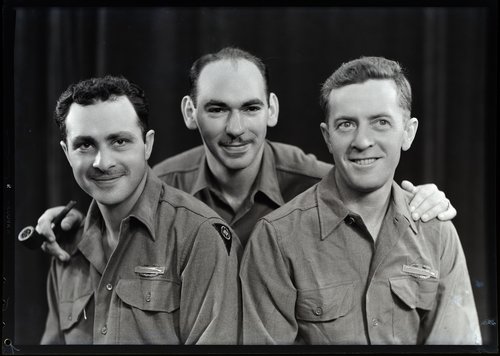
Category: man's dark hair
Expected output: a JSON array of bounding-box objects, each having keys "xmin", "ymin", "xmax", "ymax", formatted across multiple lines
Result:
[
  {"xmin": 188, "ymin": 47, "xmax": 270, "ymax": 106},
  {"xmin": 54, "ymin": 75, "xmax": 149, "ymax": 142},
  {"xmin": 320, "ymin": 56, "xmax": 412, "ymax": 121}
]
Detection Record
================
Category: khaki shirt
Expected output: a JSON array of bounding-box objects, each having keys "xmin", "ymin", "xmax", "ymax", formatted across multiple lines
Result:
[
  {"xmin": 153, "ymin": 140, "xmax": 331, "ymax": 247},
  {"xmin": 240, "ymin": 168, "xmax": 481, "ymax": 345},
  {"xmin": 41, "ymin": 169, "xmax": 242, "ymax": 344}
]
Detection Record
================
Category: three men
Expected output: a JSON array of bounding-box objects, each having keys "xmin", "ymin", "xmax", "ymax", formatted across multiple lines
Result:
[
  {"xmin": 240, "ymin": 56, "xmax": 481, "ymax": 344},
  {"xmin": 42, "ymin": 76, "xmax": 240, "ymax": 344},
  {"xmin": 37, "ymin": 47, "xmax": 456, "ymax": 259}
]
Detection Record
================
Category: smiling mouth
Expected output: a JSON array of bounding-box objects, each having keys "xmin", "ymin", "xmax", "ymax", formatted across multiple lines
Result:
[
  {"xmin": 90, "ymin": 174, "xmax": 124, "ymax": 183},
  {"xmin": 350, "ymin": 158, "xmax": 379, "ymax": 166},
  {"xmin": 220, "ymin": 142, "xmax": 251, "ymax": 153}
]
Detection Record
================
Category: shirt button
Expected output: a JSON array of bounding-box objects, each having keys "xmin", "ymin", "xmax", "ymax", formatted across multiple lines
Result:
[
  {"xmin": 67, "ymin": 315, "xmax": 72, "ymax": 321},
  {"xmin": 313, "ymin": 307, "xmax": 323, "ymax": 316},
  {"xmin": 145, "ymin": 292, "xmax": 151, "ymax": 302},
  {"xmin": 106, "ymin": 284, "xmax": 113, "ymax": 291},
  {"xmin": 346, "ymin": 216, "xmax": 355, "ymax": 225},
  {"xmin": 101, "ymin": 325, "xmax": 107, "ymax": 335},
  {"xmin": 372, "ymin": 318, "xmax": 379, "ymax": 326}
]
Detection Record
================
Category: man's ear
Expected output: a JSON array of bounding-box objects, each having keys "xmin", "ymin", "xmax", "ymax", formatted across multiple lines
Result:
[
  {"xmin": 320, "ymin": 122, "xmax": 333, "ymax": 155},
  {"xmin": 181, "ymin": 95, "xmax": 198, "ymax": 130},
  {"xmin": 144, "ymin": 130, "xmax": 155, "ymax": 160},
  {"xmin": 267, "ymin": 92, "xmax": 279, "ymax": 128},
  {"xmin": 402, "ymin": 117, "xmax": 419, "ymax": 151},
  {"xmin": 60, "ymin": 140, "xmax": 71, "ymax": 164}
]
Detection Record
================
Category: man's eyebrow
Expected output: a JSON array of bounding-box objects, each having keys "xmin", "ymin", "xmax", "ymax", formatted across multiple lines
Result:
[
  {"xmin": 204, "ymin": 100, "xmax": 229, "ymax": 108},
  {"xmin": 105, "ymin": 131, "xmax": 136, "ymax": 141},
  {"xmin": 241, "ymin": 99, "xmax": 265, "ymax": 107},
  {"xmin": 71, "ymin": 135, "xmax": 96, "ymax": 147}
]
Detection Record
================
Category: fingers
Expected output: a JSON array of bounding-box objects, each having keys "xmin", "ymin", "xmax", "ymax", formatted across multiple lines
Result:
[
  {"xmin": 409, "ymin": 183, "xmax": 450, "ymax": 222},
  {"xmin": 36, "ymin": 206, "xmax": 66, "ymax": 243},
  {"xmin": 437, "ymin": 201, "xmax": 457, "ymax": 221},
  {"xmin": 35, "ymin": 205, "xmax": 83, "ymax": 261},
  {"xmin": 41, "ymin": 241, "xmax": 71, "ymax": 262},
  {"xmin": 401, "ymin": 180, "xmax": 417, "ymax": 194},
  {"xmin": 60, "ymin": 209, "xmax": 85, "ymax": 231}
]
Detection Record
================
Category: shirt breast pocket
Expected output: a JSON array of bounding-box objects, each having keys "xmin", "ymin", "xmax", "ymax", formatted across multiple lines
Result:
[
  {"xmin": 115, "ymin": 278, "xmax": 181, "ymax": 344},
  {"xmin": 295, "ymin": 281, "xmax": 355, "ymax": 344},
  {"xmin": 58, "ymin": 293, "xmax": 93, "ymax": 343},
  {"xmin": 389, "ymin": 276, "xmax": 439, "ymax": 343}
]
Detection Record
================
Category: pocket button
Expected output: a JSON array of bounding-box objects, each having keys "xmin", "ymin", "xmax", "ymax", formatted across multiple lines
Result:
[{"xmin": 313, "ymin": 307, "xmax": 323, "ymax": 316}]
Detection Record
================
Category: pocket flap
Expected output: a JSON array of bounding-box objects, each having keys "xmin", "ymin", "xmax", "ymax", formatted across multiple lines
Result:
[
  {"xmin": 115, "ymin": 279, "xmax": 180, "ymax": 313},
  {"xmin": 59, "ymin": 293, "xmax": 93, "ymax": 331},
  {"xmin": 389, "ymin": 276, "xmax": 438, "ymax": 311},
  {"xmin": 296, "ymin": 281, "xmax": 355, "ymax": 322}
]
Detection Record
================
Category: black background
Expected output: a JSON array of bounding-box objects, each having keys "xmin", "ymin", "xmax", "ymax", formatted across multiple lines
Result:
[{"xmin": 3, "ymin": 2, "xmax": 497, "ymax": 351}]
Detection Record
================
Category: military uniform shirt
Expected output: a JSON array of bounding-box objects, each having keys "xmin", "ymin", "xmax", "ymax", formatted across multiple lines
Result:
[
  {"xmin": 240, "ymin": 168, "xmax": 481, "ymax": 345},
  {"xmin": 41, "ymin": 169, "xmax": 242, "ymax": 344},
  {"xmin": 153, "ymin": 140, "xmax": 331, "ymax": 246}
]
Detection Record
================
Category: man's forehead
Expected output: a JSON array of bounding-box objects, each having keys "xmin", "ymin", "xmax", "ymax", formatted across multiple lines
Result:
[
  {"xmin": 197, "ymin": 59, "xmax": 266, "ymax": 96},
  {"xmin": 65, "ymin": 97, "xmax": 140, "ymax": 137}
]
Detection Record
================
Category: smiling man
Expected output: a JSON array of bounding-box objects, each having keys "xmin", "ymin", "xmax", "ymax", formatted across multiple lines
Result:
[
  {"xmin": 41, "ymin": 76, "xmax": 241, "ymax": 344},
  {"xmin": 240, "ymin": 57, "xmax": 481, "ymax": 345}
]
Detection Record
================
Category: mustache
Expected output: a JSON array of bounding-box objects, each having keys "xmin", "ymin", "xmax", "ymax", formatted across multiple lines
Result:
[
  {"xmin": 219, "ymin": 136, "xmax": 254, "ymax": 146},
  {"xmin": 87, "ymin": 168, "xmax": 127, "ymax": 180}
]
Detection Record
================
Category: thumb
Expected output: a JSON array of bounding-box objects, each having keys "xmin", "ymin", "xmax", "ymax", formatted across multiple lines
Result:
[{"xmin": 401, "ymin": 180, "xmax": 417, "ymax": 194}]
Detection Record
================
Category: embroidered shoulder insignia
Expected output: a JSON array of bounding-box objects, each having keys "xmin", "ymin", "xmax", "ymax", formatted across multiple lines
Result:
[{"xmin": 213, "ymin": 223, "xmax": 232, "ymax": 255}]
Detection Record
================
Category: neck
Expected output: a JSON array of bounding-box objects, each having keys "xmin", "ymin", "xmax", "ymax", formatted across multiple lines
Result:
[
  {"xmin": 335, "ymin": 173, "xmax": 393, "ymax": 240},
  {"xmin": 205, "ymin": 145, "xmax": 265, "ymax": 212}
]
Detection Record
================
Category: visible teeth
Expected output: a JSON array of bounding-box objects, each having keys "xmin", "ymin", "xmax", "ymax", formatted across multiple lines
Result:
[{"xmin": 353, "ymin": 158, "xmax": 376, "ymax": 165}]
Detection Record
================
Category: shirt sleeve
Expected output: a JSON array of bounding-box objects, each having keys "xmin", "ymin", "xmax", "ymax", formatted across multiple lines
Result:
[
  {"xmin": 178, "ymin": 218, "xmax": 242, "ymax": 345},
  {"xmin": 40, "ymin": 258, "xmax": 65, "ymax": 344},
  {"xmin": 240, "ymin": 218, "xmax": 298, "ymax": 345},
  {"xmin": 422, "ymin": 222, "xmax": 482, "ymax": 345}
]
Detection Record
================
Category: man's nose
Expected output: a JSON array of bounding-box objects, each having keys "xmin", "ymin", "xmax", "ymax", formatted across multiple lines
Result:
[
  {"xmin": 92, "ymin": 148, "xmax": 115, "ymax": 170},
  {"xmin": 351, "ymin": 124, "xmax": 374, "ymax": 150},
  {"xmin": 225, "ymin": 110, "xmax": 245, "ymax": 137}
]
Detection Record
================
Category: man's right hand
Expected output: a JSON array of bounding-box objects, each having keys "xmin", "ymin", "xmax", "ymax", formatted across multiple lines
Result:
[{"xmin": 35, "ymin": 206, "xmax": 84, "ymax": 262}]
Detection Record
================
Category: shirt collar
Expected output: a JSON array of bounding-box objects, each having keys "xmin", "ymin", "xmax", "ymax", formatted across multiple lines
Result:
[
  {"xmin": 316, "ymin": 168, "xmax": 351, "ymax": 240},
  {"xmin": 390, "ymin": 181, "xmax": 419, "ymax": 235},
  {"xmin": 189, "ymin": 141, "xmax": 285, "ymax": 206},
  {"xmin": 316, "ymin": 167, "xmax": 418, "ymax": 240},
  {"xmin": 80, "ymin": 167, "xmax": 163, "ymax": 245}
]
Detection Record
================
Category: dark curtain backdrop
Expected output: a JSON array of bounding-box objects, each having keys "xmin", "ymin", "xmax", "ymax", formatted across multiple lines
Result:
[{"xmin": 7, "ymin": 5, "xmax": 497, "ymax": 347}]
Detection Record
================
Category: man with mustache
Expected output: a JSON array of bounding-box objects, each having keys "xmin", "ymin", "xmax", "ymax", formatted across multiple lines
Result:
[
  {"xmin": 37, "ymin": 47, "xmax": 456, "ymax": 259},
  {"xmin": 41, "ymin": 76, "xmax": 241, "ymax": 344},
  {"xmin": 240, "ymin": 56, "xmax": 481, "ymax": 345}
]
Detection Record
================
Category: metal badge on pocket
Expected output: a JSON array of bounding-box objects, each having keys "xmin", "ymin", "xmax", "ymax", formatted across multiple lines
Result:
[
  {"xmin": 402, "ymin": 264, "xmax": 438, "ymax": 279},
  {"xmin": 134, "ymin": 265, "xmax": 165, "ymax": 278}
]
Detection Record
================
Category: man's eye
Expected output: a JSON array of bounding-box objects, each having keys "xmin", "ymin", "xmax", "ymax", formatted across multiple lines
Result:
[
  {"xmin": 114, "ymin": 139, "xmax": 127, "ymax": 145},
  {"xmin": 76, "ymin": 143, "xmax": 93, "ymax": 151},
  {"xmin": 243, "ymin": 106, "xmax": 261, "ymax": 113},
  {"xmin": 207, "ymin": 107, "xmax": 226, "ymax": 113},
  {"xmin": 337, "ymin": 121, "xmax": 355, "ymax": 130},
  {"xmin": 374, "ymin": 119, "xmax": 391, "ymax": 128}
]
